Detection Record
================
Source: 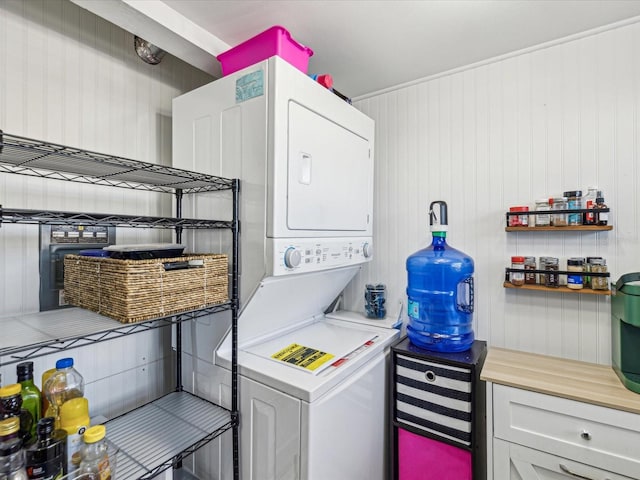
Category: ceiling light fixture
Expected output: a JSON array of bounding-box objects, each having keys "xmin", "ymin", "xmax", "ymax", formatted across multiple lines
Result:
[{"xmin": 134, "ymin": 36, "xmax": 167, "ymax": 65}]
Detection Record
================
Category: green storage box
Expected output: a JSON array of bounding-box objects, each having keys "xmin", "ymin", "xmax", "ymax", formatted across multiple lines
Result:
[{"xmin": 611, "ymin": 273, "xmax": 640, "ymax": 394}]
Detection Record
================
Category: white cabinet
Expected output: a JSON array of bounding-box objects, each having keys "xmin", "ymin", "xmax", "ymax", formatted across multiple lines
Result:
[{"xmin": 489, "ymin": 384, "xmax": 640, "ymax": 480}]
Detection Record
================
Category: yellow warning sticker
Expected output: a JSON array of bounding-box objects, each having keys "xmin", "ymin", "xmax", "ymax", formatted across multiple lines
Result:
[{"xmin": 271, "ymin": 343, "xmax": 335, "ymax": 371}]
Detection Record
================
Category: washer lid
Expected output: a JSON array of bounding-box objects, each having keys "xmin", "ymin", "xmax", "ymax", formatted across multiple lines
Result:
[
  {"xmin": 237, "ymin": 265, "xmax": 361, "ymax": 346},
  {"xmin": 244, "ymin": 320, "xmax": 376, "ymax": 376}
]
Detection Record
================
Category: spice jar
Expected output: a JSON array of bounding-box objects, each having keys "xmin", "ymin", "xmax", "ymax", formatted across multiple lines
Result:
[
  {"xmin": 551, "ymin": 197, "xmax": 568, "ymax": 226},
  {"xmin": 524, "ymin": 257, "xmax": 537, "ymax": 284},
  {"xmin": 534, "ymin": 199, "xmax": 550, "ymax": 227},
  {"xmin": 0, "ymin": 385, "xmax": 22, "ymax": 419},
  {"xmin": 564, "ymin": 190, "xmax": 583, "ymax": 226},
  {"xmin": 509, "ymin": 206, "xmax": 529, "ymax": 227},
  {"xmin": 567, "ymin": 258, "xmax": 585, "ymax": 290},
  {"xmin": 510, "ymin": 256, "xmax": 525, "ymax": 286},
  {"xmin": 589, "ymin": 258, "xmax": 608, "ymax": 291},
  {"xmin": 540, "ymin": 257, "xmax": 559, "ymax": 287}
]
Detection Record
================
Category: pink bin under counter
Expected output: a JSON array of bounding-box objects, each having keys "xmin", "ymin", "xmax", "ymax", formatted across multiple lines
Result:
[{"xmin": 398, "ymin": 428, "xmax": 471, "ymax": 480}]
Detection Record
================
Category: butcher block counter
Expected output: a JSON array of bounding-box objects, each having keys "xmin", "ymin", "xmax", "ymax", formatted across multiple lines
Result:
[
  {"xmin": 480, "ymin": 346, "xmax": 640, "ymax": 414},
  {"xmin": 481, "ymin": 347, "xmax": 640, "ymax": 479}
]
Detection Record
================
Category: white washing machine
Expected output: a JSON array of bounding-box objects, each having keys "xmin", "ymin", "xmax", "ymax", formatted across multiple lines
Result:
[{"xmin": 173, "ymin": 56, "xmax": 399, "ymax": 480}]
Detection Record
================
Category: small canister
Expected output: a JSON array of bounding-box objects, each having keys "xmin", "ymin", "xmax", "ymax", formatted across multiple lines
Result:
[
  {"xmin": 510, "ymin": 256, "xmax": 525, "ymax": 286},
  {"xmin": 540, "ymin": 257, "xmax": 559, "ymax": 287},
  {"xmin": 509, "ymin": 206, "xmax": 529, "ymax": 227},
  {"xmin": 589, "ymin": 258, "xmax": 608, "ymax": 291},
  {"xmin": 585, "ymin": 256, "xmax": 603, "ymax": 288},
  {"xmin": 567, "ymin": 258, "xmax": 585, "ymax": 289},
  {"xmin": 551, "ymin": 197, "xmax": 568, "ymax": 226},
  {"xmin": 364, "ymin": 284, "xmax": 386, "ymax": 318},
  {"xmin": 534, "ymin": 199, "xmax": 550, "ymax": 227},
  {"xmin": 564, "ymin": 190, "xmax": 583, "ymax": 226},
  {"xmin": 524, "ymin": 257, "xmax": 537, "ymax": 284}
]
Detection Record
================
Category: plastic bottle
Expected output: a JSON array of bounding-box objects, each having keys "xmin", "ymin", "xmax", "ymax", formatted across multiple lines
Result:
[
  {"xmin": 39, "ymin": 370, "xmax": 55, "ymax": 421},
  {"xmin": 58, "ymin": 398, "xmax": 90, "ymax": 475},
  {"xmin": 406, "ymin": 201, "xmax": 475, "ymax": 352},
  {"xmin": 78, "ymin": 425, "xmax": 111, "ymax": 480},
  {"xmin": 16, "ymin": 363, "xmax": 41, "ymax": 443},
  {"xmin": 24, "ymin": 417, "xmax": 67, "ymax": 480},
  {"xmin": 42, "ymin": 359, "xmax": 84, "ymax": 429}
]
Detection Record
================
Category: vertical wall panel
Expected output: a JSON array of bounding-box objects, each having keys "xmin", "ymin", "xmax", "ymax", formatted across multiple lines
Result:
[
  {"xmin": 0, "ymin": 0, "xmax": 211, "ymax": 417},
  {"xmin": 352, "ymin": 20, "xmax": 640, "ymax": 365}
]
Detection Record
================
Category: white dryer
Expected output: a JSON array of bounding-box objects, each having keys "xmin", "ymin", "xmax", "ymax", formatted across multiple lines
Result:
[{"xmin": 173, "ymin": 56, "xmax": 399, "ymax": 480}]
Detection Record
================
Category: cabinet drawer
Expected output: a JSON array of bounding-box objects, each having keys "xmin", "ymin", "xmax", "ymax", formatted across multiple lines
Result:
[
  {"xmin": 494, "ymin": 438, "xmax": 633, "ymax": 480},
  {"xmin": 493, "ymin": 384, "xmax": 640, "ymax": 478},
  {"xmin": 395, "ymin": 354, "xmax": 472, "ymax": 446}
]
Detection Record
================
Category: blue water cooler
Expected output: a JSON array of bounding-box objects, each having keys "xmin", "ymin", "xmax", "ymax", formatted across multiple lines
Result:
[{"xmin": 406, "ymin": 201, "xmax": 475, "ymax": 352}]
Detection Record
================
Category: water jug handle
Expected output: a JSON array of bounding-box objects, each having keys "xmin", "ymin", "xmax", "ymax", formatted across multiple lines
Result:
[{"xmin": 457, "ymin": 277, "xmax": 474, "ymax": 314}]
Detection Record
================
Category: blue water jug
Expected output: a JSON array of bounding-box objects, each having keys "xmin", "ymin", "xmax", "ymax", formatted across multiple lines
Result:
[{"xmin": 406, "ymin": 201, "xmax": 475, "ymax": 352}]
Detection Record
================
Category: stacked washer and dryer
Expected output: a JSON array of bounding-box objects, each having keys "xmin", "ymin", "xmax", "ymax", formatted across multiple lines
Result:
[{"xmin": 172, "ymin": 56, "xmax": 399, "ymax": 480}]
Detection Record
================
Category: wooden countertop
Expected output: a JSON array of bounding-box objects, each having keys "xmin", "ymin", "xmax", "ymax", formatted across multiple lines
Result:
[{"xmin": 480, "ymin": 347, "xmax": 640, "ymax": 415}]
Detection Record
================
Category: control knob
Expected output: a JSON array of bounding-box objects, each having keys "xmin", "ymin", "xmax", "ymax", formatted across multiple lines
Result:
[
  {"xmin": 284, "ymin": 247, "xmax": 302, "ymax": 268},
  {"xmin": 363, "ymin": 243, "xmax": 373, "ymax": 259}
]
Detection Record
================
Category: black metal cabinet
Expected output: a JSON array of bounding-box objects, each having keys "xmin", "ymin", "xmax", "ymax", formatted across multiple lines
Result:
[{"xmin": 390, "ymin": 337, "xmax": 487, "ymax": 480}]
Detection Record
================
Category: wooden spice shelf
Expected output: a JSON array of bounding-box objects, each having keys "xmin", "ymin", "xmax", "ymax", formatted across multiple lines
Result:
[
  {"xmin": 503, "ymin": 282, "xmax": 611, "ymax": 295},
  {"xmin": 505, "ymin": 225, "xmax": 613, "ymax": 232}
]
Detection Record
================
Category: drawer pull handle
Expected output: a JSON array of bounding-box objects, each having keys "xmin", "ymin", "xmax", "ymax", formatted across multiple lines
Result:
[
  {"xmin": 559, "ymin": 463, "xmax": 606, "ymax": 480},
  {"xmin": 580, "ymin": 430, "xmax": 592, "ymax": 440},
  {"xmin": 424, "ymin": 370, "xmax": 436, "ymax": 382}
]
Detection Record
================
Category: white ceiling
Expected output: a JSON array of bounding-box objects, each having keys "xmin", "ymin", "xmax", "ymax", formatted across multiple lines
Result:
[{"xmin": 74, "ymin": 0, "xmax": 640, "ymax": 98}]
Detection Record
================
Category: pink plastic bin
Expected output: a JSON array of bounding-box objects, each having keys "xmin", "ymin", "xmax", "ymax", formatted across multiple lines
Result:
[
  {"xmin": 217, "ymin": 25, "xmax": 314, "ymax": 76},
  {"xmin": 398, "ymin": 428, "xmax": 471, "ymax": 480}
]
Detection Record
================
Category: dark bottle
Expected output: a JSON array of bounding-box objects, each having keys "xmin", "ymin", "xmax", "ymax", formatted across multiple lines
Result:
[
  {"xmin": 24, "ymin": 417, "xmax": 67, "ymax": 480},
  {"xmin": 17, "ymin": 363, "xmax": 41, "ymax": 443},
  {"xmin": 595, "ymin": 192, "xmax": 609, "ymax": 226}
]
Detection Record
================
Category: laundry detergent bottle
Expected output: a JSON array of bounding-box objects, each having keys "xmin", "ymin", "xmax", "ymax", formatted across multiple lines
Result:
[{"xmin": 406, "ymin": 201, "xmax": 475, "ymax": 352}]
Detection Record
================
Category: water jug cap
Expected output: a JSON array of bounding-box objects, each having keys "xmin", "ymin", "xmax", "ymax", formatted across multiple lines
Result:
[
  {"xmin": 56, "ymin": 357, "xmax": 74, "ymax": 369},
  {"xmin": 429, "ymin": 200, "xmax": 448, "ymax": 233}
]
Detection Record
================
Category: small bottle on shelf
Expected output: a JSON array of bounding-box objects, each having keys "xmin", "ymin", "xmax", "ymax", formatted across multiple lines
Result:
[
  {"xmin": 567, "ymin": 258, "xmax": 585, "ymax": 290},
  {"xmin": 582, "ymin": 186, "xmax": 598, "ymax": 225},
  {"xmin": 78, "ymin": 425, "xmax": 112, "ymax": 480},
  {"xmin": 595, "ymin": 191, "xmax": 609, "ymax": 226},
  {"xmin": 510, "ymin": 256, "xmax": 525, "ymax": 286},
  {"xmin": 16, "ymin": 362, "xmax": 41, "ymax": 443}
]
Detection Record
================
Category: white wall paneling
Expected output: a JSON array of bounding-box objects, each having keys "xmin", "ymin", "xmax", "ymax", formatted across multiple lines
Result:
[
  {"xmin": 0, "ymin": 0, "xmax": 211, "ymax": 419},
  {"xmin": 347, "ymin": 20, "xmax": 640, "ymax": 365}
]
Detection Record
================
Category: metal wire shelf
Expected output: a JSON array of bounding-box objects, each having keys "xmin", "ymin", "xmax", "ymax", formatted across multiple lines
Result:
[
  {"xmin": 104, "ymin": 391, "xmax": 234, "ymax": 480},
  {"xmin": 0, "ymin": 131, "xmax": 234, "ymax": 194},
  {"xmin": 0, "ymin": 304, "xmax": 233, "ymax": 365},
  {"xmin": 0, "ymin": 207, "xmax": 233, "ymax": 229}
]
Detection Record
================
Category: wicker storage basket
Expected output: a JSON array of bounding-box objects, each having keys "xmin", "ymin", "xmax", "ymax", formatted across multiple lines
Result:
[{"xmin": 64, "ymin": 254, "xmax": 228, "ymax": 323}]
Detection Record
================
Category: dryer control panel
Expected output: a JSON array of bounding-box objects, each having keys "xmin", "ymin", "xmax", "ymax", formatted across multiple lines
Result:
[{"xmin": 268, "ymin": 237, "xmax": 373, "ymax": 276}]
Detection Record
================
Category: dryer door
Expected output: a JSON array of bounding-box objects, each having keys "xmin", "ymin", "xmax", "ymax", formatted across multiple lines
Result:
[{"xmin": 286, "ymin": 101, "xmax": 372, "ymax": 233}]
